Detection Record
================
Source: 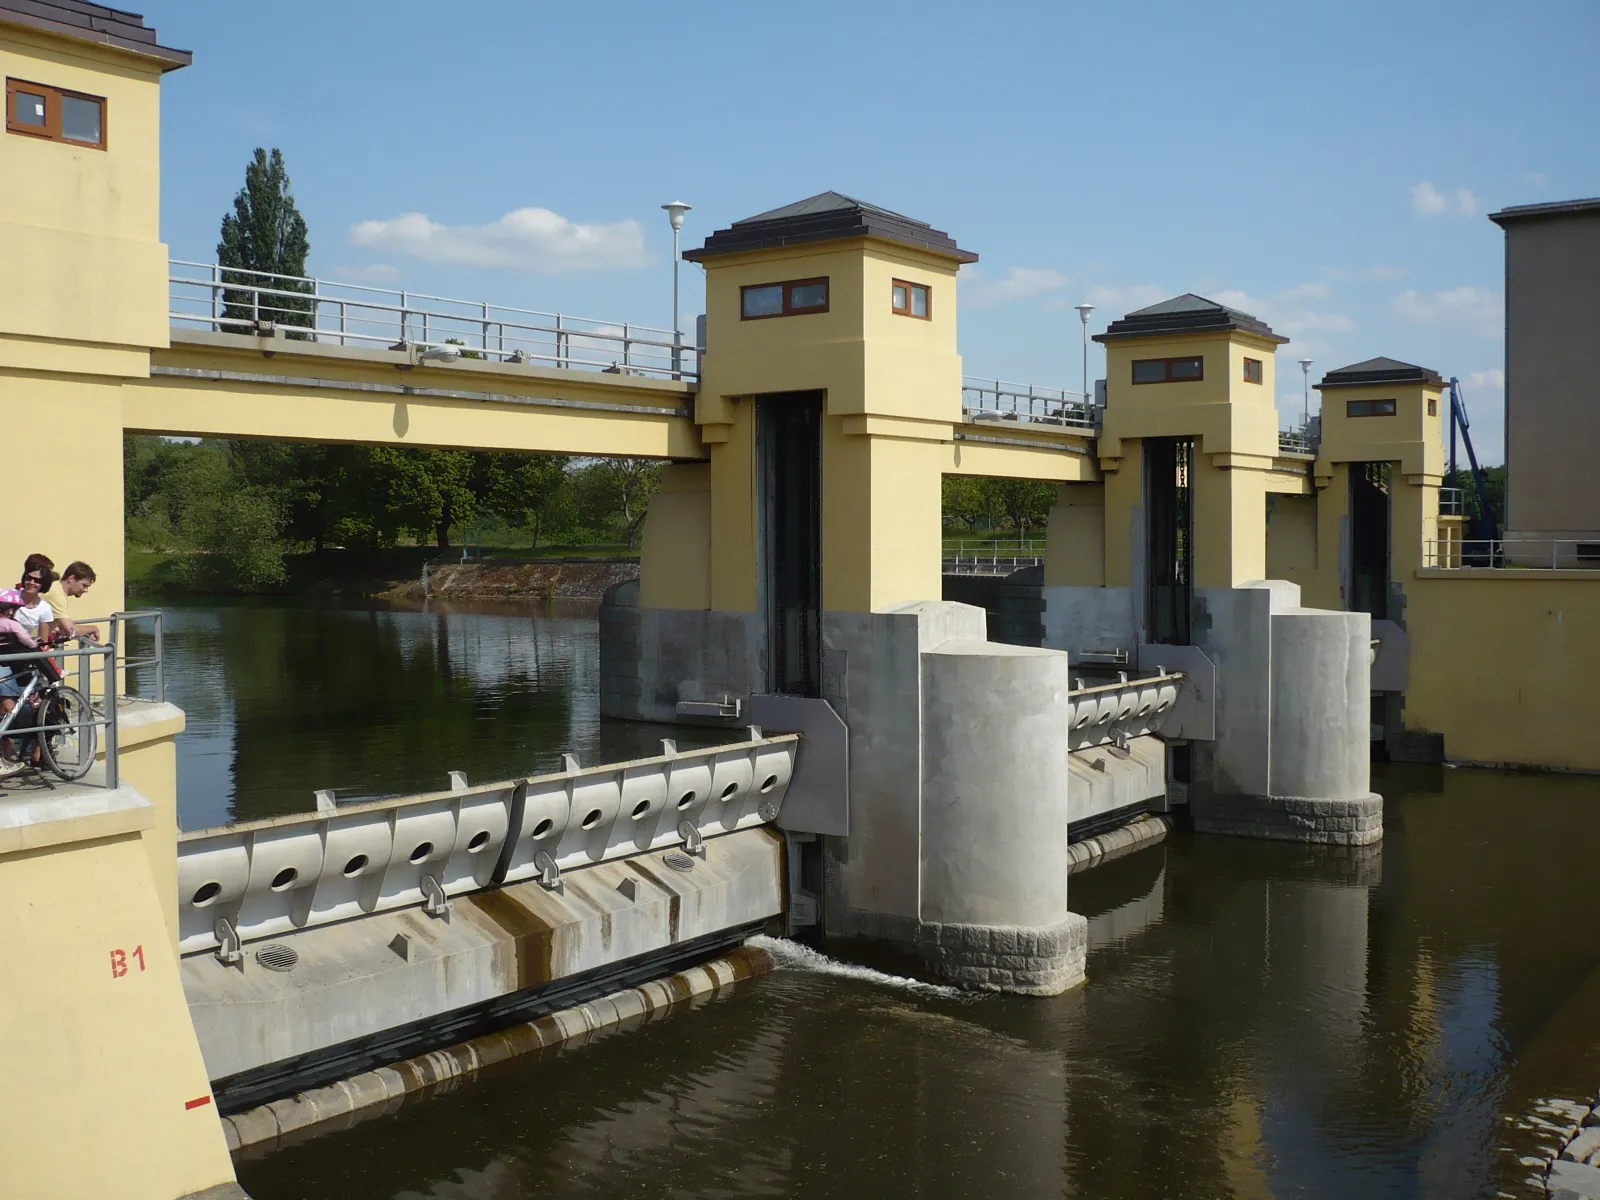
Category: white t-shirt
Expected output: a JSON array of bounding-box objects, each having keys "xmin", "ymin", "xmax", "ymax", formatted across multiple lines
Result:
[{"xmin": 16, "ymin": 599, "xmax": 53, "ymax": 636}]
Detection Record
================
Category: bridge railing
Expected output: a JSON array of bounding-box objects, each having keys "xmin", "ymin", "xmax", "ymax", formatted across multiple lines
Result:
[
  {"xmin": 175, "ymin": 730, "xmax": 799, "ymax": 957},
  {"xmin": 963, "ymin": 377, "xmax": 1099, "ymax": 431},
  {"xmin": 1278, "ymin": 424, "xmax": 1318, "ymax": 455},
  {"xmin": 1439, "ymin": 487, "xmax": 1465, "ymax": 516},
  {"xmin": 169, "ymin": 260, "xmax": 701, "ymax": 382},
  {"xmin": 1424, "ymin": 539, "xmax": 1600, "ymax": 570},
  {"xmin": 73, "ymin": 610, "xmax": 165, "ymax": 703},
  {"xmin": 943, "ymin": 553, "xmax": 1043, "ymax": 576}
]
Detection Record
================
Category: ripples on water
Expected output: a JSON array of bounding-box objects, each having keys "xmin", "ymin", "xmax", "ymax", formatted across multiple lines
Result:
[{"xmin": 150, "ymin": 604, "xmax": 1600, "ymax": 1199}]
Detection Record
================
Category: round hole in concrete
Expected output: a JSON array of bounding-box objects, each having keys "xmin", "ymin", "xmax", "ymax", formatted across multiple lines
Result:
[
  {"xmin": 719, "ymin": 781, "xmax": 739, "ymax": 801},
  {"xmin": 270, "ymin": 867, "xmax": 298, "ymax": 891},
  {"xmin": 531, "ymin": 818, "xmax": 554, "ymax": 839},
  {"xmin": 467, "ymin": 830, "xmax": 491, "ymax": 852},
  {"xmin": 343, "ymin": 854, "xmax": 368, "ymax": 877},
  {"xmin": 631, "ymin": 799, "xmax": 652, "ymax": 820},
  {"xmin": 192, "ymin": 881, "xmax": 222, "ymax": 906},
  {"xmin": 409, "ymin": 842, "xmax": 434, "ymax": 864},
  {"xmin": 759, "ymin": 774, "xmax": 779, "ymax": 794},
  {"xmin": 581, "ymin": 808, "xmax": 604, "ymax": 830},
  {"xmin": 677, "ymin": 791, "xmax": 697, "ymax": 809}
]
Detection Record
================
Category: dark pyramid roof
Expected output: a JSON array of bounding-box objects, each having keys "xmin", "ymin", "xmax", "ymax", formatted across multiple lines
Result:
[
  {"xmin": 0, "ymin": 1, "xmax": 190, "ymax": 69},
  {"xmin": 1315, "ymin": 356, "xmax": 1442, "ymax": 390},
  {"xmin": 1489, "ymin": 197, "xmax": 1600, "ymax": 226},
  {"xmin": 684, "ymin": 191, "xmax": 977, "ymax": 264},
  {"xmin": 1093, "ymin": 293, "xmax": 1285, "ymax": 344}
]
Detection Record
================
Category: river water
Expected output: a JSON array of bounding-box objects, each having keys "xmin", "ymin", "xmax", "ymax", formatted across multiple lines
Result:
[{"xmin": 146, "ymin": 602, "xmax": 1600, "ymax": 1199}]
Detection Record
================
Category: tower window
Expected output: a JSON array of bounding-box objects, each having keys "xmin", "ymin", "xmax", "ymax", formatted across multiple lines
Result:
[
  {"xmin": 1347, "ymin": 398, "xmax": 1398, "ymax": 418},
  {"xmin": 1243, "ymin": 357, "xmax": 1263, "ymax": 384},
  {"xmin": 6, "ymin": 79, "xmax": 106, "ymax": 148},
  {"xmin": 741, "ymin": 277, "xmax": 829, "ymax": 320},
  {"xmin": 1132, "ymin": 356, "xmax": 1204, "ymax": 384},
  {"xmin": 892, "ymin": 279, "xmax": 931, "ymax": 319},
  {"xmin": 1427, "ymin": 397, "xmax": 1437, "ymax": 416}
]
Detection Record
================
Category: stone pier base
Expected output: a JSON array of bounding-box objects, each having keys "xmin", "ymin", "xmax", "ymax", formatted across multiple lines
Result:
[
  {"xmin": 840, "ymin": 909, "xmax": 1088, "ymax": 996},
  {"xmin": 1190, "ymin": 791, "xmax": 1383, "ymax": 846}
]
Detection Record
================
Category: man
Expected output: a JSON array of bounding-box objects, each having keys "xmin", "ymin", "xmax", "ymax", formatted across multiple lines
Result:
[{"xmin": 46, "ymin": 561, "xmax": 100, "ymax": 644}]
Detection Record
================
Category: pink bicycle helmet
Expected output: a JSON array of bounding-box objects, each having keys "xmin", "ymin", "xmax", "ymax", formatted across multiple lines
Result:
[{"xmin": 0, "ymin": 588, "xmax": 21, "ymax": 607}]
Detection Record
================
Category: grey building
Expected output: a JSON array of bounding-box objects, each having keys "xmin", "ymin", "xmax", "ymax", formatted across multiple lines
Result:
[{"xmin": 1488, "ymin": 198, "xmax": 1600, "ymax": 557}]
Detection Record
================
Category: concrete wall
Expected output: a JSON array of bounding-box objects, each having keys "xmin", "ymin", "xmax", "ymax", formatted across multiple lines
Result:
[
  {"xmin": 1404, "ymin": 571, "xmax": 1600, "ymax": 771},
  {"xmin": 114, "ymin": 700, "xmax": 187, "ymax": 952},
  {"xmin": 0, "ymin": 786, "xmax": 238, "ymax": 1199},
  {"xmin": 598, "ymin": 581, "xmax": 764, "ymax": 723},
  {"xmin": 1042, "ymin": 585, "xmax": 1137, "ymax": 662},
  {"xmin": 1501, "ymin": 211, "xmax": 1600, "ymax": 540}
]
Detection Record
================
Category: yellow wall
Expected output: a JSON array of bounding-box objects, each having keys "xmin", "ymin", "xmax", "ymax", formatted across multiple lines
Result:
[
  {"xmin": 114, "ymin": 701, "xmax": 187, "ymax": 952},
  {"xmin": 1044, "ymin": 484, "xmax": 1106, "ymax": 587},
  {"xmin": 1405, "ymin": 572, "xmax": 1600, "ymax": 771},
  {"xmin": 0, "ymin": 27, "xmax": 170, "ymax": 369},
  {"xmin": 695, "ymin": 238, "xmax": 965, "ymax": 614},
  {"xmin": 1266, "ymin": 494, "xmax": 1318, "ymax": 584},
  {"xmin": 0, "ymin": 820, "xmax": 237, "ymax": 1198},
  {"xmin": 639, "ymin": 464, "xmax": 712, "ymax": 609}
]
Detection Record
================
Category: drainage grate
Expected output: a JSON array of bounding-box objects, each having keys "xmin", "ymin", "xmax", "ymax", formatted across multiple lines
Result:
[
  {"xmin": 256, "ymin": 944, "xmax": 299, "ymax": 972},
  {"xmin": 663, "ymin": 850, "xmax": 695, "ymax": 873}
]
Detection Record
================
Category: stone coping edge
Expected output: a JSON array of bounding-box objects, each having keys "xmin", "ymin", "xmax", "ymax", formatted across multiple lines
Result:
[
  {"xmin": 223, "ymin": 942, "xmax": 776, "ymax": 1158},
  {"xmin": 1068, "ymin": 815, "xmax": 1172, "ymax": 874}
]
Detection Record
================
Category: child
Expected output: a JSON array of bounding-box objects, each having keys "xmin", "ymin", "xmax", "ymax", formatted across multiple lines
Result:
[{"xmin": 0, "ymin": 588, "xmax": 38, "ymax": 776}]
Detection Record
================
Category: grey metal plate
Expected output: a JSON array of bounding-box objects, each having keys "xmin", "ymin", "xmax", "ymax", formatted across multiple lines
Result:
[
  {"xmin": 1134, "ymin": 644, "xmax": 1217, "ymax": 742},
  {"xmin": 748, "ymin": 694, "xmax": 850, "ymax": 836}
]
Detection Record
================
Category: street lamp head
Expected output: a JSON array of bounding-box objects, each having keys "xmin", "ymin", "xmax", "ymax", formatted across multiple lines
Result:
[
  {"xmin": 1298, "ymin": 357, "xmax": 1314, "ymax": 373},
  {"xmin": 1074, "ymin": 302, "xmax": 1095, "ymax": 325},
  {"xmin": 417, "ymin": 343, "xmax": 461, "ymax": 364},
  {"xmin": 661, "ymin": 201, "xmax": 692, "ymax": 232}
]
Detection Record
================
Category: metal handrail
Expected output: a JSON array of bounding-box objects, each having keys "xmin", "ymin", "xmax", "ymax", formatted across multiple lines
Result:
[
  {"xmin": 1439, "ymin": 487, "xmax": 1464, "ymax": 516},
  {"xmin": 962, "ymin": 376, "xmax": 1099, "ymax": 431},
  {"xmin": 73, "ymin": 610, "xmax": 164, "ymax": 703},
  {"xmin": 1278, "ymin": 425, "xmax": 1317, "ymax": 454},
  {"xmin": 0, "ymin": 641, "xmax": 119, "ymax": 788},
  {"xmin": 944, "ymin": 538, "xmax": 1047, "ymax": 554},
  {"xmin": 1423, "ymin": 538, "xmax": 1600, "ymax": 569},
  {"xmin": 169, "ymin": 260, "xmax": 703, "ymax": 382}
]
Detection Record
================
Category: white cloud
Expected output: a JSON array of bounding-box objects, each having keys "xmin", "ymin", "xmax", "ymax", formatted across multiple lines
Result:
[
  {"xmin": 1411, "ymin": 181, "xmax": 1478, "ymax": 217},
  {"xmin": 1392, "ymin": 285, "xmax": 1502, "ymax": 336},
  {"xmin": 349, "ymin": 207, "xmax": 649, "ymax": 273},
  {"xmin": 963, "ymin": 266, "xmax": 1069, "ymax": 308},
  {"xmin": 1467, "ymin": 368, "xmax": 1505, "ymax": 391},
  {"xmin": 1213, "ymin": 287, "xmax": 1355, "ymax": 346}
]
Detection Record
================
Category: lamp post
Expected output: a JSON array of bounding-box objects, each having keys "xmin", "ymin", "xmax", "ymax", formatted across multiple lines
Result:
[
  {"xmin": 1298, "ymin": 357, "xmax": 1314, "ymax": 426},
  {"xmin": 661, "ymin": 202, "xmax": 692, "ymax": 378},
  {"xmin": 1074, "ymin": 303, "xmax": 1095, "ymax": 403}
]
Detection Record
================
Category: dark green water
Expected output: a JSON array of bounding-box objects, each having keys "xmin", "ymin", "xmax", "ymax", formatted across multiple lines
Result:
[{"xmin": 151, "ymin": 604, "xmax": 1600, "ymax": 1198}]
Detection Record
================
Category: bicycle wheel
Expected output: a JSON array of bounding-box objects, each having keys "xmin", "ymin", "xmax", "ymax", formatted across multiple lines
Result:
[{"xmin": 40, "ymin": 685, "xmax": 97, "ymax": 782}]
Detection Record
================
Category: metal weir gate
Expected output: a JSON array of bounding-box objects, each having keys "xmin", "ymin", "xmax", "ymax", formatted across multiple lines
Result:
[{"xmin": 177, "ymin": 732, "xmax": 798, "ymax": 958}]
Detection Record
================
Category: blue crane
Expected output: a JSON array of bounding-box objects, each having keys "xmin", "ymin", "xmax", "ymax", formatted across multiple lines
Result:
[{"xmin": 1447, "ymin": 377, "xmax": 1498, "ymax": 543}]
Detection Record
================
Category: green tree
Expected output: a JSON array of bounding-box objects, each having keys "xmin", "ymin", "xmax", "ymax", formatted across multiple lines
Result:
[
  {"xmin": 985, "ymin": 478, "xmax": 1056, "ymax": 540},
  {"xmin": 570, "ymin": 458, "xmax": 661, "ymax": 548},
  {"xmin": 480, "ymin": 453, "xmax": 573, "ymax": 549},
  {"xmin": 217, "ymin": 148, "xmax": 313, "ymax": 334}
]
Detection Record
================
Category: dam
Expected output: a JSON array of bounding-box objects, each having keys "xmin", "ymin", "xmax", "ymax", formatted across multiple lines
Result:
[{"xmin": 2, "ymin": 4, "xmax": 1599, "ymax": 1198}]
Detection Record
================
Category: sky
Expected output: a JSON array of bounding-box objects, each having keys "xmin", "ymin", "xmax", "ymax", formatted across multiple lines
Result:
[{"xmin": 154, "ymin": 0, "xmax": 1600, "ymax": 464}]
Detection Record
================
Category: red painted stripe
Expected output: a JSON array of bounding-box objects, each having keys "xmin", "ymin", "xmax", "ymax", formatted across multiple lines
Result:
[{"xmin": 185, "ymin": 1096, "xmax": 212, "ymax": 1110}]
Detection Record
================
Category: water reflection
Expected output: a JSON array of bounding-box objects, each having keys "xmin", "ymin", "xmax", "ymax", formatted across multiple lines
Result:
[
  {"xmin": 136, "ymin": 599, "xmax": 726, "ymax": 830},
  {"xmin": 209, "ymin": 695, "xmax": 1600, "ymax": 1197}
]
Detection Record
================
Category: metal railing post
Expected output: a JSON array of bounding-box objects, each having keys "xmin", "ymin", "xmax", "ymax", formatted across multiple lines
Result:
[
  {"xmin": 211, "ymin": 262, "xmax": 220, "ymax": 330},
  {"xmin": 104, "ymin": 644, "xmax": 118, "ymax": 790},
  {"xmin": 482, "ymin": 302, "xmax": 491, "ymax": 354},
  {"xmin": 153, "ymin": 611, "xmax": 165, "ymax": 704}
]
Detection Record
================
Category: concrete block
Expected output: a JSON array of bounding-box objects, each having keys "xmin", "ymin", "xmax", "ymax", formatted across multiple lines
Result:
[
  {"xmin": 1566, "ymin": 1128, "xmax": 1600, "ymax": 1164},
  {"xmin": 1550, "ymin": 1159, "xmax": 1600, "ymax": 1200}
]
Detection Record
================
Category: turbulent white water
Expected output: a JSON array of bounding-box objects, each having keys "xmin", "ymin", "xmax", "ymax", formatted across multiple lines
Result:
[{"xmin": 748, "ymin": 935, "xmax": 966, "ymax": 999}]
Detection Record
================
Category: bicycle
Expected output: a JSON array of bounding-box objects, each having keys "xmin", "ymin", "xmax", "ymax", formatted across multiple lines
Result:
[{"xmin": 0, "ymin": 637, "xmax": 98, "ymax": 783}]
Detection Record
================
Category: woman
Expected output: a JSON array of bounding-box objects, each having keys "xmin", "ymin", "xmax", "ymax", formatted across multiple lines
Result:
[{"xmin": 15, "ymin": 564, "xmax": 55, "ymax": 639}]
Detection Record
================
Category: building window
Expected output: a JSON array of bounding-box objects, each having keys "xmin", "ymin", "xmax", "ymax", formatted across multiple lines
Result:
[
  {"xmin": 1243, "ymin": 357, "xmax": 1263, "ymax": 384},
  {"xmin": 1132, "ymin": 356, "xmax": 1204, "ymax": 384},
  {"xmin": 1346, "ymin": 398, "xmax": 1397, "ymax": 418},
  {"xmin": 741, "ymin": 277, "xmax": 829, "ymax": 320},
  {"xmin": 6, "ymin": 78, "xmax": 106, "ymax": 148},
  {"xmin": 892, "ymin": 279, "xmax": 931, "ymax": 320},
  {"xmin": 1427, "ymin": 397, "xmax": 1437, "ymax": 416}
]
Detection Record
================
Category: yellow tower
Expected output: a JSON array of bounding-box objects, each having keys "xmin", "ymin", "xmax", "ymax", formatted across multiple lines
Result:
[
  {"xmin": 1310, "ymin": 357, "xmax": 1448, "ymax": 612},
  {"xmin": 685, "ymin": 193, "xmax": 974, "ymax": 621},
  {"xmin": 1091, "ymin": 295, "xmax": 1287, "ymax": 637}
]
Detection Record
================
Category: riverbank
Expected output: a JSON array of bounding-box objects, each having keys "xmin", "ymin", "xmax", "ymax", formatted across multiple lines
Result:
[{"xmin": 128, "ymin": 548, "xmax": 638, "ymax": 602}]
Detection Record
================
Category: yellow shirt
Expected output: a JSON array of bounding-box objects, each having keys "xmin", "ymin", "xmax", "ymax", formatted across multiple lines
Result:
[{"xmin": 42, "ymin": 585, "xmax": 73, "ymax": 620}]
